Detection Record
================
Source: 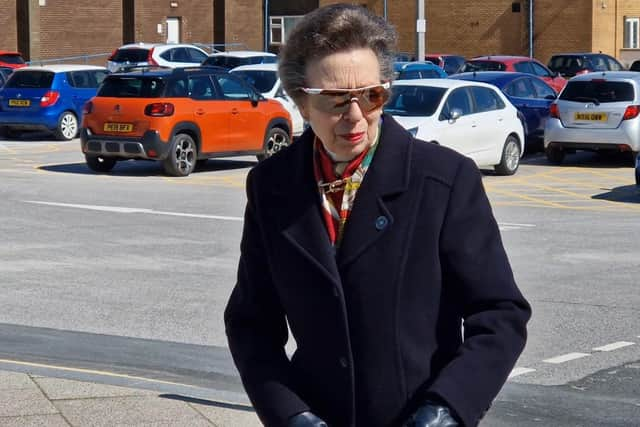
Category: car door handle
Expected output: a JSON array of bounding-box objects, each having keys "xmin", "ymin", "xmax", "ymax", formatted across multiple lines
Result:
[
  {"xmin": 195, "ymin": 109, "xmax": 205, "ymax": 116},
  {"xmin": 231, "ymin": 108, "xmax": 239, "ymax": 115}
]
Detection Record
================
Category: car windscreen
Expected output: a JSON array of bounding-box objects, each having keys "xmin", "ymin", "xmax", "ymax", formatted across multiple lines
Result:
[
  {"xmin": 232, "ymin": 70, "xmax": 278, "ymax": 93},
  {"xmin": 5, "ymin": 71, "xmax": 54, "ymax": 88},
  {"xmin": 460, "ymin": 61, "xmax": 506, "ymax": 72},
  {"xmin": 560, "ymin": 80, "xmax": 634, "ymax": 103},
  {"xmin": 384, "ymin": 86, "xmax": 447, "ymax": 117},
  {"xmin": 97, "ymin": 76, "xmax": 166, "ymax": 98},
  {"xmin": 398, "ymin": 69, "xmax": 442, "ymax": 79},
  {"xmin": 0, "ymin": 54, "xmax": 25, "ymax": 65},
  {"xmin": 110, "ymin": 49, "xmax": 150, "ymax": 63}
]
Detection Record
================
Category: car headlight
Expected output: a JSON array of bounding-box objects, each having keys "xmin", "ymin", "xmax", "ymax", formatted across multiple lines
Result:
[{"xmin": 407, "ymin": 127, "xmax": 418, "ymax": 137}]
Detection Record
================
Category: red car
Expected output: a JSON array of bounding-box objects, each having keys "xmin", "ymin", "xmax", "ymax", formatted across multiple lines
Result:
[
  {"xmin": 460, "ymin": 55, "xmax": 566, "ymax": 93},
  {"xmin": 0, "ymin": 51, "xmax": 27, "ymax": 69}
]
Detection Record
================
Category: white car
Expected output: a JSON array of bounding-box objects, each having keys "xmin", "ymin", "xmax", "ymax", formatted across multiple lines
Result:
[
  {"xmin": 385, "ymin": 79, "xmax": 525, "ymax": 175},
  {"xmin": 230, "ymin": 63, "xmax": 304, "ymax": 136},
  {"xmin": 202, "ymin": 51, "xmax": 277, "ymax": 70},
  {"xmin": 107, "ymin": 43, "xmax": 209, "ymax": 72}
]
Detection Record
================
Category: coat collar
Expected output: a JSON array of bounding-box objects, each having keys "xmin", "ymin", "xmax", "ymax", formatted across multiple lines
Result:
[{"xmin": 277, "ymin": 114, "xmax": 413, "ymax": 282}]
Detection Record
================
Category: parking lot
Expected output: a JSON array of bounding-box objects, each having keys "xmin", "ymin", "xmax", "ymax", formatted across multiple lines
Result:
[{"xmin": 1, "ymin": 134, "xmax": 639, "ymax": 424}]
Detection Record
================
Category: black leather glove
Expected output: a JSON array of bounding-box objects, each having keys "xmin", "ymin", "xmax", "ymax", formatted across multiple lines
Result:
[
  {"xmin": 287, "ymin": 411, "xmax": 328, "ymax": 427},
  {"xmin": 405, "ymin": 401, "xmax": 459, "ymax": 427}
]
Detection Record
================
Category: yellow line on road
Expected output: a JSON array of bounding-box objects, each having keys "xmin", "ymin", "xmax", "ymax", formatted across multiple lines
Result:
[{"xmin": 0, "ymin": 358, "xmax": 201, "ymax": 389}]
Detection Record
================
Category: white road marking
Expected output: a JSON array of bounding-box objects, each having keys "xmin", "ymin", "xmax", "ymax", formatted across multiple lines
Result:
[
  {"xmin": 543, "ymin": 352, "xmax": 590, "ymax": 364},
  {"xmin": 498, "ymin": 222, "xmax": 536, "ymax": 231},
  {"xmin": 508, "ymin": 367, "xmax": 536, "ymax": 378},
  {"xmin": 23, "ymin": 200, "xmax": 243, "ymax": 221},
  {"xmin": 592, "ymin": 341, "xmax": 635, "ymax": 352}
]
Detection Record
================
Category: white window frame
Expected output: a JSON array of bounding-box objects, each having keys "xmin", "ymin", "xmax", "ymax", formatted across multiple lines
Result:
[
  {"xmin": 269, "ymin": 15, "xmax": 303, "ymax": 46},
  {"xmin": 624, "ymin": 17, "xmax": 639, "ymax": 49}
]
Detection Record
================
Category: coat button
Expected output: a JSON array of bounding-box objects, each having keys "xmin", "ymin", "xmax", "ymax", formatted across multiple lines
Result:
[
  {"xmin": 375, "ymin": 215, "xmax": 388, "ymax": 230},
  {"xmin": 339, "ymin": 357, "xmax": 348, "ymax": 368}
]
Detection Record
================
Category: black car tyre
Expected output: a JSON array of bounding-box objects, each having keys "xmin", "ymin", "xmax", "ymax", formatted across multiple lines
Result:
[
  {"xmin": 85, "ymin": 154, "xmax": 116, "ymax": 173},
  {"xmin": 257, "ymin": 127, "xmax": 290, "ymax": 161},
  {"xmin": 163, "ymin": 133, "xmax": 197, "ymax": 177},
  {"xmin": 545, "ymin": 145, "xmax": 565, "ymax": 165},
  {"xmin": 494, "ymin": 135, "xmax": 521, "ymax": 176},
  {"xmin": 54, "ymin": 111, "xmax": 78, "ymax": 141}
]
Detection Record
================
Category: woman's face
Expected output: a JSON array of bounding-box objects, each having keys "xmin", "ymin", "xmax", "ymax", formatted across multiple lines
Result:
[{"xmin": 299, "ymin": 48, "xmax": 384, "ymax": 162}]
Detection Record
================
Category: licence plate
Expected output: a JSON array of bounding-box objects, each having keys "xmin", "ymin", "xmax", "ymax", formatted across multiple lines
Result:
[
  {"xmin": 9, "ymin": 99, "xmax": 30, "ymax": 107},
  {"xmin": 103, "ymin": 123, "xmax": 133, "ymax": 132},
  {"xmin": 574, "ymin": 112, "xmax": 608, "ymax": 121}
]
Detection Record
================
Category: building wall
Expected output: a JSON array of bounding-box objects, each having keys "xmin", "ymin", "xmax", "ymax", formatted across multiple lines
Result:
[
  {"xmin": 533, "ymin": 0, "xmax": 593, "ymax": 64},
  {"xmin": 225, "ymin": 0, "xmax": 262, "ymax": 50},
  {"xmin": 134, "ymin": 0, "xmax": 214, "ymax": 45},
  {"xmin": 0, "ymin": 0, "xmax": 18, "ymax": 51},
  {"xmin": 37, "ymin": 0, "xmax": 121, "ymax": 63},
  {"xmin": 592, "ymin": 0, "xmax": 616, "ymax": 57},
  {"xmin": 616, "ymin": 0, "xmax": 640, "ymax": 66}
]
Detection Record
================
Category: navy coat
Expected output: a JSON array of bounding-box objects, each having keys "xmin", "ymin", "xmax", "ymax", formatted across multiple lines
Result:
[{"xmin": 225, "ymin": 115, "xmax": 531, "ymax": 427}]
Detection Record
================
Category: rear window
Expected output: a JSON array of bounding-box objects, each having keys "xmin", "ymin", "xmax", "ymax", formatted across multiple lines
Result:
[
  {"xmin": 232, "ymin": 70, "xmax": 278, "ymax": 93},
  {"xmin": 560, "ymin": 80, "xmax": 634, "ymax": 103},
  {"xmin": 97, "ymin": 76, "xmax": 166, "ymax": 98},
  {"xmin": 110, "ymin": 48, "xmax": 150, "ymax": 63},
  {"xmin": 398, "ymin": 69, "xmax": 442, "ymax": 79},
  {"xmin": 0, "ymin": 54, "xmax": 25, "ymax": 65},
  {"xmin": 5, "ymin": 71, "xmax": 54, "ymax": 88},
  {"xmin": 203, "ymin": 55, "xmax": 276, "ymax": 69},
  {"xmin": 384, "ymin": 85, "xmax": 447, "ymax": 117},
  {"xmin": 460, "ymin": 61, "xmax": 506, "ymax": 72}
]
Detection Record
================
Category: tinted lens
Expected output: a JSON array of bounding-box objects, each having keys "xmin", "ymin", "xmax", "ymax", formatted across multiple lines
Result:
[{"xmin": 310, "ymin": 85, "xmax": 389, "ymax": 114}]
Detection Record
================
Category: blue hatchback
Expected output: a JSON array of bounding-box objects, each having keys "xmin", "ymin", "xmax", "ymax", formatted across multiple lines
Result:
[
  {"xmin": 450, "ymin": 71, "xmax": 557, "ymax": 151},
  {"xmin": 394, "ymin": 61, "xmax": 448, "ymax": 80},
  {"xmin": 0, "ymin": 65, "xmax": 109, "ymax": 140}
]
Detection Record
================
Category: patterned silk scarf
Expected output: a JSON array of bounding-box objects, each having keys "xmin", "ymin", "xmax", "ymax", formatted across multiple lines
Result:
[{"xmin": 313, "ymin": 129, "xmax": 380, "ymax": 248}]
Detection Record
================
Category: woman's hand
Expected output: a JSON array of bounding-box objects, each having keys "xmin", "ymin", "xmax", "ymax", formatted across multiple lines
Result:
[
  {"xmin": 404, "ymin": 401, "xmax": 459, "ymax": 427},
  {"xmin": 287, "ymin": 411, "xmax": 328, "ymax": 427}
]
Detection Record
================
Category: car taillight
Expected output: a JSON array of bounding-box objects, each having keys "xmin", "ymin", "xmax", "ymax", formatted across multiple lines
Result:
[
  {"xmin": 83, "ymin": 101, "xmax": 93, "ymax": 115},
  {"xmin": 147, "ymin": 48, "xmax": 158, "ymax": 66},
  {"xmin": 144, "ymin": 102, "xmax": 174, "ymax": 116},
  {"xmin": 623, "ymin": 105, "xmax": 640, "ymax": 120},
  {"xmin": 40, "ymin": 90, "xmax": 60, "ymax": 107},
  {"xmin": 108, "ymin": 48, "xmax": 118, "ymax": 61},
  {"xmin": 549, "ymin": 103, "xmax": 560, "ymax": 118}
]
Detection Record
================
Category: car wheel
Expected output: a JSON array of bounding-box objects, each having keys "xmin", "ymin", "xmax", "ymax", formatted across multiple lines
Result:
[
  {"xmin": 163, "ymin": 133, "xmax": 197, "ymax": 177},
  {"xmin": 85, "ymin": 154, "xmax": 116, "ymax": 173},
  {"xmin": 54, "ymin": 111, "xmax": 78, "ymax": 141},
  {"xmin": 494, "ymin": 135, "xmax": 521, "ymax": 176},
  {"xmin": 257, "ymin": 127, "xmax": 290, "ymax": 161},
  {"xmin": 631, "ymin": 151, "xmax": 639, "ymax": 167},
  {"xmin": 545, "ymin": 145, "xmax": 565, "ymax": 165}
]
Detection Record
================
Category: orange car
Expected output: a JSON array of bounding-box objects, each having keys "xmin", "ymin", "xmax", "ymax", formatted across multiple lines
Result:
[{"xmin": 80, "ymin": 67, "xmax": 292, "ymax": 176}]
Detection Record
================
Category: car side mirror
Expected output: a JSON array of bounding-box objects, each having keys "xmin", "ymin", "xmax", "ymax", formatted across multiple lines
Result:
[
  {"xmin": 448, "ymin": 108, "xmax": 463, "ymax": 122},
  {"xmin": 249, "ymin": 91, "xmax": 262, "ymax": 106}
]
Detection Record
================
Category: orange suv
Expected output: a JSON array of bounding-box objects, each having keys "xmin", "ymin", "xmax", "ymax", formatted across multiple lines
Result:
[{"xmin": 80, "ymin": 67, "xmax": 292, "ymax": 176}]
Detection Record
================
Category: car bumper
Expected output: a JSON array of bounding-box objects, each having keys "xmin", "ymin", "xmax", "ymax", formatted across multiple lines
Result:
[
  {"xmin": 544, "ymin": 118, "xmax": 640, "ymax": 152},
  {"xmin": 0, "ymin": 109, "xmax": 61, "ymax": 130},
  {"xmin": 80, "ymin": 128, "xmax": 172, "ymax": 160}
]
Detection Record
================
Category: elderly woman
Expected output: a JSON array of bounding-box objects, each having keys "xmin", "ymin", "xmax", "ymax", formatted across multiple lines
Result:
[{"xmin": 224, "ymin": 4, "xmax": 531, "ymax": 427}]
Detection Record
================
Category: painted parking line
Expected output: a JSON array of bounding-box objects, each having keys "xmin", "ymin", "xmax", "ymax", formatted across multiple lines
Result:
[
  {"xmin": 543, "ymin": 352, "xmax": 590, "ymax": 364},
  {"xmin": 508, "ymin": 367, "xmax": 536, "ymax": 379},
  {"xmin": 23, "ymin": 200, "xmax": 243, "ymax": 221},
  {"xmin": 592, "ymin": 341, "xmax": 635, "ymax": 352}
]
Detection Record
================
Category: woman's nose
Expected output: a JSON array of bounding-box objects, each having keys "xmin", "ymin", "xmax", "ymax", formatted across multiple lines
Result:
[{"xmin": 342, "ymin": 97, "xmax": 364, "ymax": 122}]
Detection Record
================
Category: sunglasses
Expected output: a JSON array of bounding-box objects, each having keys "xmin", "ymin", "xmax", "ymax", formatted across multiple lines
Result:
[{"xmin": 300, "ymin": 82, "xmax": 391, "ymax": 114}]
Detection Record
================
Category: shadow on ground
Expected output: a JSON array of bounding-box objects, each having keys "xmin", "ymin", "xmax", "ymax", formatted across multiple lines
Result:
[
  {"xmin": 38, "ymin": 158, "xmax": 257, "ymax": 177},
  {"xmin": 159, "ymin": 394, "xmax": 254, "ymax": 412},
  {"xmin": 592, "ymin": 185, "xmax": 640, "ymax": 204}
]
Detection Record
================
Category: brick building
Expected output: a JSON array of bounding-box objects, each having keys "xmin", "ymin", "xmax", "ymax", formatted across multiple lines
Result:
[{"xmin": 1, "ymin": 0, "xmax": 640, "ymax": 67}]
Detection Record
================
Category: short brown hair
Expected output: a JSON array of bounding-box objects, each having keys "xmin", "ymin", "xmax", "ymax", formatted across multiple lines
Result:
[{"xmin": 278, "ymin": 3, "xmax": 397, "ymax": 105}]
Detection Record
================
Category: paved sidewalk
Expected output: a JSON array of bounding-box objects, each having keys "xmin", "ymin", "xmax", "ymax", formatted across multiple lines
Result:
[{"xmin": 0, "ymin": 369, "xmax": 262, "ymax": 427}]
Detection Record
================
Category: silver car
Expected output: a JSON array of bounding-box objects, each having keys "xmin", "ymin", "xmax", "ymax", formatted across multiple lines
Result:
[{"xmin": 544, "ymin": 71, "xmax": 640, "ymax": 164}]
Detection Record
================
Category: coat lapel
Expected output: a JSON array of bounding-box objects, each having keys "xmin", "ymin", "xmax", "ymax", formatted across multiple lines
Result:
[
  {"xmin": 276, "ymin": 133, "xmax": 342, "ymax": 287},
  {"xmin": 338, "ymin": 115, "xmax": 412, "ymax": 268}
]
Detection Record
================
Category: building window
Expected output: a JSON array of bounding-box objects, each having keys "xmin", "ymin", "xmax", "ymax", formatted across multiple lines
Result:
[
  {"xmin": 624, "ymin": 17, "xmax": 639, "ymax": 49},
  {"xmin": 270, "ymin": 16, "xmax": 303, "ymax": 45}
]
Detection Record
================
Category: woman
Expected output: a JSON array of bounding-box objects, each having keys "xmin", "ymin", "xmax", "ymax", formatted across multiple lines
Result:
[{"xmin": 224, "ymin": 4, "xmax": 531, "ymax": 427}]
